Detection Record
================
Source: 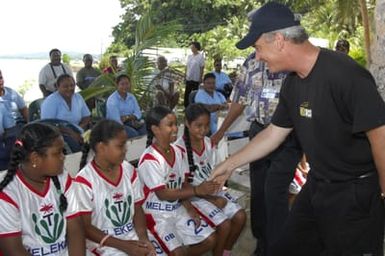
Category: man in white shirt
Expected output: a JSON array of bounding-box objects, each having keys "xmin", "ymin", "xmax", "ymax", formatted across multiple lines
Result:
[
  {"xmin": 184, "ymin": 42, "xmax": 205, "ymax": 107},
  {"xmin": 38, "ymin": 48, "xmax": 73, "ymax": 97}
]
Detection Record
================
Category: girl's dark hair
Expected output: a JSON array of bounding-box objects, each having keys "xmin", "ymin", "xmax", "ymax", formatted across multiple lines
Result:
[
  {"xmin": 55, "ymin": 73, "xmax": 74, "ymax": 88},
  {"xmin": 0, "ymin": 123, "xmax": 68, "ymax": 212},
  {"xmin": 203, "ymin": 72, "xmax": 215, "ymax": 82},
  {"xmin": 184, "ymin": 104, "xmax": 210, "ymax": 183},
  {"xmin": 145, "ymin": 106, "xmax": 173, "ymax": 148},
  {"xmin": 116, "ymin": 73, "xmax": 130, "ymax": 84},
  {"xmin": 191, "ymin": 41, "xmax": 201, "ymax": 51},
  {"xmin": 80, "ymin": 119, "xmax": 125, "ymax": 169}
]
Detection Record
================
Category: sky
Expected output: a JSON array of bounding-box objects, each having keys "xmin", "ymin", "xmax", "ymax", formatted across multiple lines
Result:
[{"xmin": 0, "ymin": 0, "xmax": 123, "ymax": 56}]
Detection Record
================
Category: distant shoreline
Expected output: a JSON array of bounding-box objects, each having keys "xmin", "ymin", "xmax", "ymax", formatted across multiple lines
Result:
[{"xmin": 0, "ymin": 51, "xmax": 101, "ymax": 61}]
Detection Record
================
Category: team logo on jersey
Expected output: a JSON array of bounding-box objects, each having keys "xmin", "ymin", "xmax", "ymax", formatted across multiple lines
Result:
[
  {"xmin": 166, "ymin": 173, "xmax": 182, "ymax": 189},
  {"xmin": 105, "ymin": 193, "xmax": 132, "ymax": 227},
  {"xmin": 299, "ymin": 102, "xmax": 312, "ymax": 119},
  {"xmin": 196, "ymin": 162, "xmax": 212, "ymax": 180},
  {"xmin": 32, "ymin": 203, "xmax": 64, "ymax": 244}
]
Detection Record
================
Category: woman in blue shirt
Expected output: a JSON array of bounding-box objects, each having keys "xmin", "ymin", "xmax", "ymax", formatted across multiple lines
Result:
[
  {"xmin": 195, "ymin": 73, "xmax": 228, "ymax": 135},
  {"xmin": 106, "ymin": 74, "xmax": 146, "ymax": 138},
  {"xmin": 0, "ymin": 69, "xmax": 28, "ymax": 126},
  {"xmin": 41, "ymin": 74, "xmax": 91, "ymax": 152},
  {"xmin": 0, "ymin": 102, "xmax": 17, "ymax": 170}
]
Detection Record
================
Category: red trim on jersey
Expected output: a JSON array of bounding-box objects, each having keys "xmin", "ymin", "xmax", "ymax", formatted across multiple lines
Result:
[
  {"xmin": 66, "ymin": 211, "xmax": 92, "ymax": 219},
  {"xmin": 145, "ymin": 214, "xmax": 171, "ymax": 254},
  {"xmin": 64, "ymin": 174, "xmax": 73, "ymax": 193},
  {"xmin": 0, "ymin": 191, "xmax": 19, "ymax": 209},
  {"xmin": 152, "ymin": 144, "xmax": 175, "ymax": 167},
  {"xmin": 16, "ymin": 171, "xmax": 50, "ymax": 197},
  {"xmin": 138, "ymin": 153, "xmax": 159, "ymax": 166},
  {"xmin": 192, "ymin": 138, "xmax": 205, "ymax": 157},
  {"xmin": 193, "ymin": 205, "xmax": 216, "ymax": 228},
  {"xmin": 174, "ymin": 144, "xmax": 186, "ymax": 154},
  {"xmin": 91, "ymin": 160, "xmax": 123, "ymax": 187},
  {"xmin": 180, "ymin": 135, "xmax": 205, "ymax": 156},
  {"xmin": 151, "ymin": 184, "xmax": 166, "ymax": 192},
  {"xmin": 134, "ymin": 198, "xmax": 145, "ymax": 205},
  {"xmin": 74, "ymin": 176, "xmax": 92, "ymax": 189},
  {"xmin": 0, "ymin": 231, "xmax": 22, "ymax": 238},
  {"xmin": 131, "ymin": 168, "xmax": 138, "ymax": 183},
  {"xmin": 143, "ymin": 185, "xmax": 150, "ymax": 201},
  {"xmin": 91, "ymin": 248, "xmax": 102, "ymax": 256},
  {"xmin": 294, "ymin": 170, "xmax": 305, "ymax": 187}
]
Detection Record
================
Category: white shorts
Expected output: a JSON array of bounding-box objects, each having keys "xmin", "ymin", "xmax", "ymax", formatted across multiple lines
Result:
[
  {"xmin": 218, "ymin": 191, "xmax": 244, "ymax": 219},
  {"xmin": 289, "ymin": 168, "xmax": 307, "ymax": 195},
  {"xmin": 147, "ymin": 232, "xmax": 167, "ymax": 255},
  {"xmin": 191, "ymin": 191, "xmax": 243, "ymax": 227},
  {"xmin": 146, "ymin": 205, "xmax": 215, "ymax": 253},
  {"xmin": 86, "ymin": 230, "xmax": 167, "ymax": 256}
]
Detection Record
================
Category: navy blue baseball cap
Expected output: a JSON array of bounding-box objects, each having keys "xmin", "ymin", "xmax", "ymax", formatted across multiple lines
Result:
[{"xmin": 236, "ymin": 2, "xmax": 300, "ymax": 49}]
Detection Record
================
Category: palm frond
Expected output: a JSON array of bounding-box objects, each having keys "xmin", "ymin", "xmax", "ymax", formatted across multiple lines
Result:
[{"xmin": 79, "ymin": 85, "xmax": 116, "ymax": 101}]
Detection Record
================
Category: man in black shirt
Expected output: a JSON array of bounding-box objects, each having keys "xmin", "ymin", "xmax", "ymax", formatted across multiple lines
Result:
[{"xmin": 211, "ymin": 2, "xmax": 385, "ymax": 255}]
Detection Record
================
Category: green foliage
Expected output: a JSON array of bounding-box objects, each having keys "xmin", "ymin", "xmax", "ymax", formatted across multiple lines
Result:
[
  {"xmin": 17, "ymin": 79, "xmax": 34, "ymax": 97},
  {"xmin": 104, "ymin": 0, "xmax": 372, "ymax": 109},
  {"xmin": 114, "ymin": 0, "xmax": 257, "ymax": 49},
  {"xmin": 62, "ymin": 54, "xmax": 71, "ymax": 65},
  {"xmin": 349, "ymin": 47, "xmax": 367, "ymax": 67},
  {"xmin": 82, "ymin": 10, "xmax": 180, "ymax": 112}
]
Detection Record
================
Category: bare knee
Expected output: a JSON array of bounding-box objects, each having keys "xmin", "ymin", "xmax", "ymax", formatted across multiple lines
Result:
[
  {"xmin": 232, "ymin": 209, "xmax": 247, "ymax": 227},
  {"xmin": 204, "ymin": 232, "xmax": 217, "ymax": 250},
  {"xmin": 169, "ymin": 246, "xmax": 187, "ymax": 256},
  {"xmin": 217, "ymin": 219, "xmax": 231, "ymax": 234}
]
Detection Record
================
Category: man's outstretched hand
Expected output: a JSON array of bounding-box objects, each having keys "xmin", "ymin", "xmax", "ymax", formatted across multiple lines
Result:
[{"xmin": 209, "ymin": 161, "xmax": 234, "ymax": 190}]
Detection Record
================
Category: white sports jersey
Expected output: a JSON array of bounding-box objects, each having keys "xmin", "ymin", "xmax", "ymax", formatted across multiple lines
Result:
[
  {"xmin": 138, "ymin": 144, "xmax": 189, "ymax": 217},
  {"xmin": 0, "ymin": 170, "xmax": 77, "ymax": 256},
  {"xmin": 75, "ymin": 160, "xmax": 144, "ymax": 256},
  {"xmin": 138, "ymin": 144, "xmax": 214, "ymax": 252},
  {"xmin": 174, "ymin": 136, "xmax": 216, "ymax": 186},
  {"xmin": 175, "ymin": 136, "xmax": 243, "ymax": 221}
]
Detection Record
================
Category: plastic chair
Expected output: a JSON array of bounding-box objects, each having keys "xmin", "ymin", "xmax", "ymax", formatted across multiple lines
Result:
[
  {"xmin": 189, "ymin": 90, "xmax": 198, "ymax": 105},
  {"xmin": 28, "ymin": 98, "xmax": 44, "ymax": 121}
]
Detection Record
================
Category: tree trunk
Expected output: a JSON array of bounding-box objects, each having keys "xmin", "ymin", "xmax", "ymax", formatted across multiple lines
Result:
[
  {"xmin": 358, "ymin": 0, "xmax": 371, "ymax": 66},
  {"xmin": 369, "ymin": 0, "xmax": 385, "ymax": 99}
]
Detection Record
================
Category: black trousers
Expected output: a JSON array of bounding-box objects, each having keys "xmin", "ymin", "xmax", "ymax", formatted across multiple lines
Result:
[
  {"xmin": 184, "ymin": 80, "xmax": 199, "ymax": 108},
  {"xmin": 271, "ymin": 174, "xmax": 385, "ymax": 256},
  {"xmin": 249, "ymin": 121, "xmax": 302, "ymax": 255}
]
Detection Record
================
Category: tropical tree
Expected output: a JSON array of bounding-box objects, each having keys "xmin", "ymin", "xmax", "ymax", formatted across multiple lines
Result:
[
  {"xmin": 281, "ymin": 0, "xmax": 375, "ymax": 65},
  {"xmin": 113, "ymin": 0, "xmax": 257, "ymax": 48},
  {"xmin": 80, "ymin": 10, "xmax": 181, "ymax": 113},
  {"xmin": 369, "ymin": 0, "xmax": 385, "ymax": 99}
]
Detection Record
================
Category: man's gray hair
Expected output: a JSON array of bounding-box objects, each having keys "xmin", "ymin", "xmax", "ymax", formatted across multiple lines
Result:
[{"xmin": 265, "ymin": 25, "xmax": 308, "ymax": 44}]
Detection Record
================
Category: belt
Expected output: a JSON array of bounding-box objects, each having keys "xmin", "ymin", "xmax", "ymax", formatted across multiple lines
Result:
[{"xmin": 312, "ymin": 171, "xmax": 376, "ymax": 184}]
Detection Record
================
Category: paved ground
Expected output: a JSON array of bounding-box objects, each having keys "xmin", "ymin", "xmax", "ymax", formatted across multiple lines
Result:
[
  {"xmin": 230, "ymin": 188, "xmax": 256, "ymax": 256},
  {"xmin": 226, "ymin": 171, "xmax": 256, "ymax": 256},
  {"xmin": 202, "ymin": 183, "xmax": 256, "ymax": 256}
]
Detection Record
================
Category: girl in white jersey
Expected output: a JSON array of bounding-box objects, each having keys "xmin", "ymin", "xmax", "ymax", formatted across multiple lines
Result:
[
  {"xmin": 75, "ymin": 119, "xmax": 157, "ymax": 256},
  {"xmin": 0, "ymin": 123, "xmax": 85, "ymax": 256},
  {"xmin": 138, "ymin": 105, "xmax": 219, "ymax": 255},
  {"xmin": 174, "ymin": 104, "xmax": 246, "ymax": 256}
]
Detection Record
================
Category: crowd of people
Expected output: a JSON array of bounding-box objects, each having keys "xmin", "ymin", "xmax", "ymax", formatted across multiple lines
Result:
[{"xmin": 1, "ymin": 1, "xmax": 384, "ymax": 256}]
